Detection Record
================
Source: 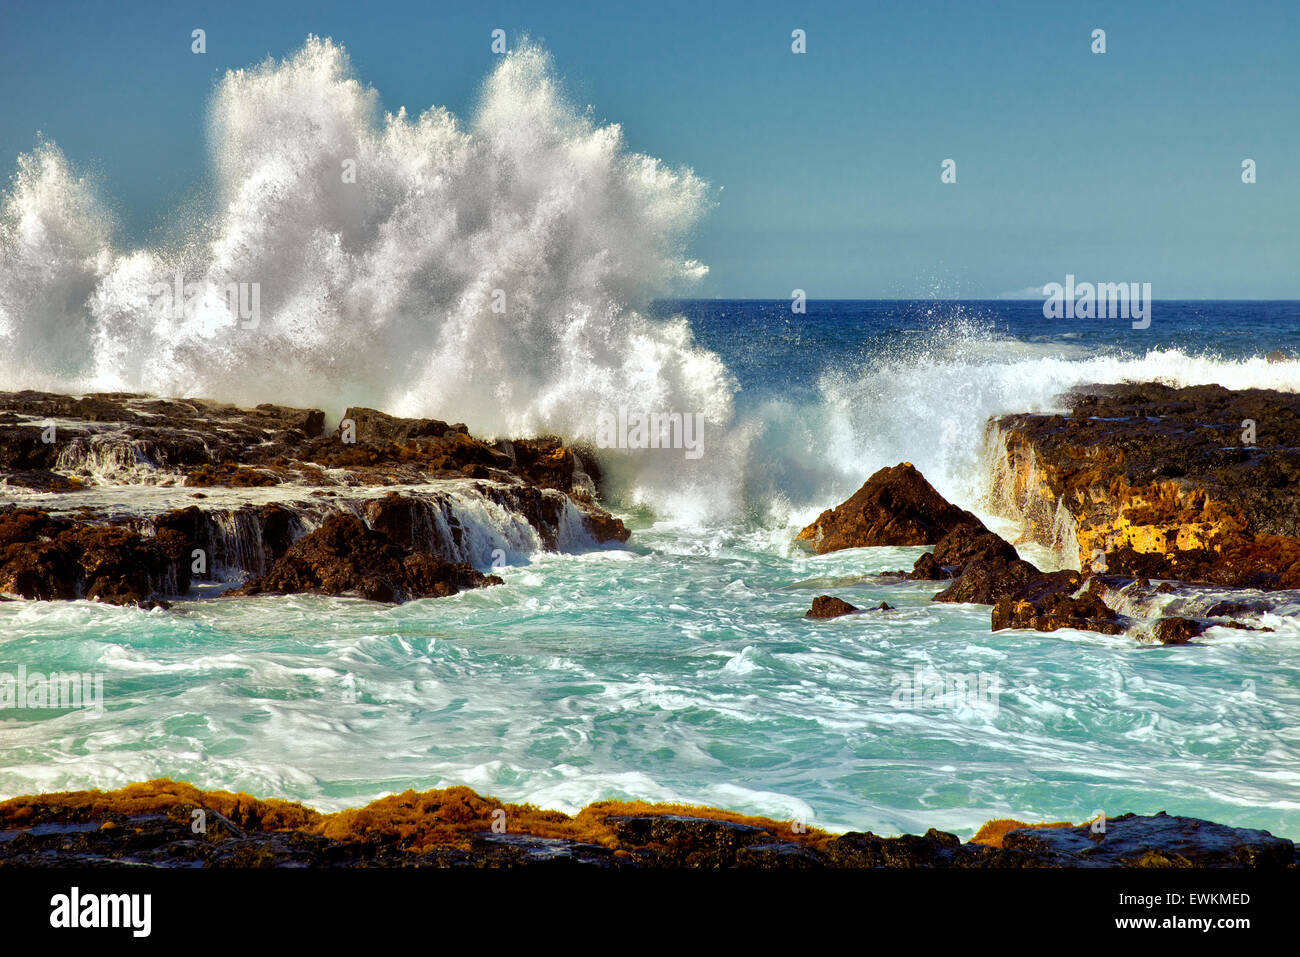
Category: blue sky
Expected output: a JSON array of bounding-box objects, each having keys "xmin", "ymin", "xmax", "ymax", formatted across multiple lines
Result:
[{"xmin": 2, "ymin": 0, "xmax": 1296, "ymax": 298}]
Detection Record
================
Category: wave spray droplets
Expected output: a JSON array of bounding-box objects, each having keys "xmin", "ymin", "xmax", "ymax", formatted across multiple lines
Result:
[
  {"xmin": 0, "ymin": 37, "xmax": 735, "ymax": 505},
  {"xmin": 5, "ymin": 38, "xmax": 1300, "ymax": 527}
]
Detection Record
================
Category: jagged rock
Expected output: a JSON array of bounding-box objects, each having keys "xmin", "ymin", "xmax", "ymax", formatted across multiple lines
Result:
[
  {"xmin": 1148, "ymin": 616, "xmax": 1207, "ymax": 645},
  {"xmin": 806, "ymin": 595, "xmax": 860, "ymax": 618},
  {"xmin": 999, "ymin": 812, "xmax": 1295, "ymax": 868},
  {"xmin": 337, "ymin": 407, "xmax": 465, "ymax": 444},
  {"xmin": 0, "ymin": 780, "xmax": 1293, "ymax": 868},
  {"xmin": 932, "ymin": 524, "xmax": 1019, "ymax": 570},
  {"xmin": 933, "ymin": 557, "xmax": 1043, "ymax": 605},
  {"xmin": 908, "ymin": 551, "xmax": 948, "ymax": 580},
  {"xmin": 992, "ymin": 591, "xmax": 1124, "ymax": 635},
  {"xmin": 0, "ymin": 507, "xmax": 190, "ymax": 605},
  {"xmin": 821, "ymin": 828, "xmax": 967, "ymax": 868},
  {"xmin": 233, "ymin": 513, "xmax": 503, "ymax": 603},
  {"xmin": 797, "ymin": 463, "xmax": 984, "ymax": 554},
  {"xmin": 910, "ymin": 525, "xmax": 1021, "ymax": 582},
  {"xmin": 0, "ymin": 391, "xmax": 631, "ymax": 601},
  {"xmin": 992, "ymin": 383, "xmax": 1300, "ymax": 589}
]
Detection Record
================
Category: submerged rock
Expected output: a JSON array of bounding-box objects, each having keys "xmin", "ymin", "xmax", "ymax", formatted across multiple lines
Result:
[
  {"xmin": 234, "ymin": 513, "xmax": 502, "ymax": 603},
  {"xmin": 797, "ymin": 463, "xmax": 984, "ymax": 554}
]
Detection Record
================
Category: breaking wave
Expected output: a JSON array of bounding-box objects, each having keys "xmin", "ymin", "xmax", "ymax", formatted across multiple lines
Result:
[{"xmin": 2, "ymin": 36, "xmax": 1298, "ymax": 524}]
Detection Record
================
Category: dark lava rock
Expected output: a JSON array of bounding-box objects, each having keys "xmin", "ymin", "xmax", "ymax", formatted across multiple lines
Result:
[
  {"xmin": 604, "ymin": 815, "xmax": 783, "ymax": 868},
  {"xmin": 337, "ymin": 407, "xmax": 465, "ymax": 445},
  {"xmin": 806, "ymin": 595, "xmax": 860, "ymax": 618},
  {"xmin": 234, "ymin": 513, "xmax": 502, "ymax": 603},
  {"xmin": 993, "ymin": 383, "xmax": 1300, "ymax": 589},
  {"xmin": 999, "ymin": 812, "xmax": 1295, "ymax": 868},
  {"xmin": 911, "ymin": 525, "xmax": 1021, "ymax": 583},
  {"xmin": 1148, "ymin": 616, "xmax": 1208, "ymax": 645},
  {"xmin": 933, "ymin": 557, "xmax": 1043, "ymax": 605},
  {"xmin": 0, "ymin": 507, "xmax": 190, "ymax": 605},
  {"xmin": 992, "ymin": 590, "xmax": 1125, "ymax": 636},
  {"xmin": 797, "ymin": 463, "xmax": 985, "ymax": 554},
  {"xmin": 821, "ymin": 828, "xmax": 968, "ymax": 868},
  {"xmin": 0, "ymin": 792, "xmax": 1293, "ymax": 869},
  {"xmin": 932, "ymin": 523, "xmax": 1019, "ymax": 570},
  {"xmin": 909, "ymin": 551, "xmax": 948, "ymax": 580}
]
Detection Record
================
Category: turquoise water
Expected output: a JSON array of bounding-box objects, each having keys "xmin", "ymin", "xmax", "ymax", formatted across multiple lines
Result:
[
  {"xmin": 3, "ymin": 301, "xmax": 1300, "ymax": 837},
  {"xmin": 3, "ymin": 512, "xmax": 1299, "ymax": 839},
  {"xmin": 1, "ymin": 23, "xmax": 1296, "ymax": 844}
]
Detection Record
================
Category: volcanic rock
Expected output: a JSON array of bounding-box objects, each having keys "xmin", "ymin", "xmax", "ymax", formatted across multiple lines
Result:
[
  {"xmin": 797, "ymin": 463, "xmax": 985, "ymax": 554},
  {"xmin": 0, "ymin": 780, "xmax": 1292, "ymax": 869},
  {"xmin": 991, "ymin": 383, "xmax": 1300, "ymax": 589},
  {"xmin": 932, "ymin": 557, "xmax": 1044, "ymax": 605},
  {"xmin": 233, "ymin": 513, "xmax": 503, "ymax": 603},
  {"xmin": 1148, "ymin": 616, "xmax": 1208, "ymax": 645},
  {"xmin": 0, "ymin": 507, "xmax": 190, "ymax": 605},
  {"xmin": 991, "ymin": 590, "xmax": 1124, "ymax": 635},
  {"xmin": 805, "ymin": 595, "xmax": 860, "ymax": 618}
]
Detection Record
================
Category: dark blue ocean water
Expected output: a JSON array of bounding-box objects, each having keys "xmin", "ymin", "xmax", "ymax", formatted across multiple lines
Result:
[{"xmin": 654, "ymin": 300, "xmax": 1300, "ymax": 405}]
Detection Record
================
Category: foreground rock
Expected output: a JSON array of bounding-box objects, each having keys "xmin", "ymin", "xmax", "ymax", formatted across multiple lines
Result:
[
  {"xmin": 991, "ymin": 383, "xmax": 1300, "ymax": 589},
  {"xmin": 0, "ymin": 391, "xmax": 628, "ymax": 605},
  {"xmin": 235, "ymin": 513, "xmax": 502, "ymax": 602},
  {"xmin": 805, "ymin": 595, "xmax": 860, "ymax": 618},
  {"xmin": 798, "ymin": 463, "xmax": 985, "ymax": 554},
  {"xmin": 0, "ymin": 780, "xmax": 1291, "ymax": 868}
]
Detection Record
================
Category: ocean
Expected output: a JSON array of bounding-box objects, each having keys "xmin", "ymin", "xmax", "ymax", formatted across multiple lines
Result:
[
  {"xmin": 2, "ymin": 298, "xmax": 1299, "ymax": 840},
  {"xmin": 0, "ymin": 38, "xmax": 1297, "ymax": 840}
]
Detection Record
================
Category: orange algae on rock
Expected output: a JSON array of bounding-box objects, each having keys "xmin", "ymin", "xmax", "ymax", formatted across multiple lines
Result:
[
  {"xmin": 5, "ymin": 779, "xmax": 1062, "ymax": 857},
  {"xmin": 970, "ymin": 817, "xmax": 1075, "ymax": 848},
  {"xmin": 0, "ymin": 779, "xmax": 321, "ymax": 832},
  {"xmin": 312, "ymin": 787, "xmax": 834, "ymax": 853}
]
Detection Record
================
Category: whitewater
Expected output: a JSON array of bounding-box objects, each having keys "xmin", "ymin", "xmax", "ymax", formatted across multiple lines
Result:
[{"xmin": 1, "ymin": 37, "xmax": 1299, "ymax": 839}]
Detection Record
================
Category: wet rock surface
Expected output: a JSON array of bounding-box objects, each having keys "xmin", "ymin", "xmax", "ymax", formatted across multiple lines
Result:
[
  {"xmin": 997, "ymin": 812, "xmax": 1296, "ymax": 868},
  {"xmin": 992, "ymin": 383, "xmax": 1300, "ymax": 589},
  {"xmin": 0, "ymin": 507, "xmax": 189, "ymax": 606},
  {"xmin": 235, "ymin": 513, "xmax": 503, "ymax": 602},
  {"xmin": 0, "ymin": 782, "xmax": 1292, "ymax": 869},
  {"xmin": 0, "ymin": 391, "xmax": 628, "ymax": 605},
  {"xmin": 797, "ymin": 462, "xmax": 985, "ymax": 554},
  {"xmin": 806, "ymin": 459, "xmax": 1289, "ymax": 642},
  {"xmin": 805, "ymin": 595, "xmax": 860, "ymax": 618}
]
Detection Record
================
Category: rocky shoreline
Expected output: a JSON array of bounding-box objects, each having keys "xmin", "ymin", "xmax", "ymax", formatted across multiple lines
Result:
[
  {"xmin": 798, "ymin": 385, "xmax": 1300, "ymax": 643},
  {"xmin": 3, "ymin": 384, "xmax": 1299, "ymax": 865},
  {"xmin": 0, "ymin": 780, "xmax": 1292, "ymax": 868},
  {"xmin": 0, "ymin": 390, "xmax": 627, "ymax": 606},
  {"xmin": 990, "ymin": 383, "xmax": 1300, "ymax": 590}
]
